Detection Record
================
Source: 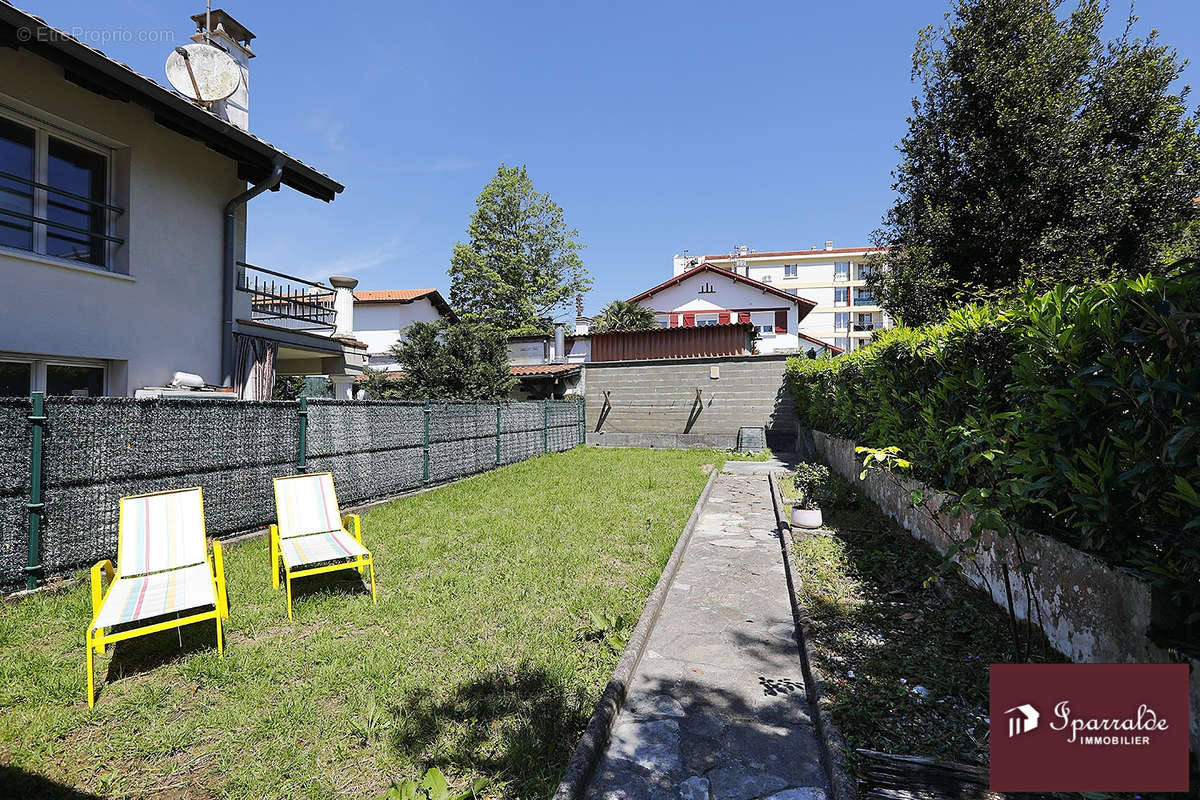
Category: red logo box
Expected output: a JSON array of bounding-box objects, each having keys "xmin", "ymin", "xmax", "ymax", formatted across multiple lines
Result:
[{"xmin": 990, "ymin": 663, "xmax": 1190, "ymax": 793}]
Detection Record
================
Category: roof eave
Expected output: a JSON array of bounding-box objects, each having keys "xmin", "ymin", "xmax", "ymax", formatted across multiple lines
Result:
[{"xmin": 0, "ymin": 5, "xmax": 344, "ymax": 202}]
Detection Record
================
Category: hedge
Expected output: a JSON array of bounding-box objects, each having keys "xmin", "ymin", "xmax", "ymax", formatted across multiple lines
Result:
[{"xmin": 786, "ymin": 273, "xmax": 1200, "ymax": 644}]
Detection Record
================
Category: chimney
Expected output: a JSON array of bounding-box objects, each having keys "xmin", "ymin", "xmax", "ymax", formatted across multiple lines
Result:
[
  {"xmin": 329, "ymin": 276, "xmax": 358, "ymax": 340},
  {"xmin": 191, "ymin": 9, "xmax": 255, "ymax": 131},
  {"xmin": 553, "ymin": 322, "xmax": 566, "ymax": 364},
  {"xmin": 824, "ymin": 240, "xmax": 834, "ymax": 251}
]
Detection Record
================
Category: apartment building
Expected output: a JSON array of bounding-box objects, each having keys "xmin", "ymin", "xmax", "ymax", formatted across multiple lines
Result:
[{"xmin": 673, "ymin": 242, "xmax": 891, "ymax": 352}]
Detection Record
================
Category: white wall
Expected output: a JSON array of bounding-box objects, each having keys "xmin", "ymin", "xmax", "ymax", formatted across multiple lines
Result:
[
  {"xmin": 632, "ymin": 273, "xmax": 804, "ymax": 354},
  {"xmin": 0, "ymin": 48, "xmax": 248, "ymax": 395},
  {"xmin": 354, "ymin": 298, "xmax": 445, "ymax": 366}
]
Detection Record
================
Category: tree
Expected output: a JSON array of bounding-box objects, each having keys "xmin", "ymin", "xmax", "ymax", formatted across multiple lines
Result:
[
  {"xmin": 384, "ymin": 320, "xmax": 515, "ymax": 401},
  {"xmin": 590, "ymin": 300, "xmax": 659, "ymax": 333},
  {"xmin": 449, "ymin": 164, "xmax": 591, "ymax": 335},
  {"xmin": 871, "ymin": 0, "xmax": 1200, "ymax": 326}
]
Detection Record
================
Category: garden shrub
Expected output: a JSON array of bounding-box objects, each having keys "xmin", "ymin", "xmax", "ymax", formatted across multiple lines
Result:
[{"xmin": 787, "ymin": 273, "xmax": 1200, "ymax": 643}]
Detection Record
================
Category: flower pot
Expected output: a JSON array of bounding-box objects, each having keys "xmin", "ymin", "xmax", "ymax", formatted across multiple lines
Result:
[{"xmin": 791, "ymin": 506, "xmax": 822, "ymax": 528}]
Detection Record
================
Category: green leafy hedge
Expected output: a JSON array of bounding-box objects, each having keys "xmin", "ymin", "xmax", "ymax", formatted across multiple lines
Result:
[{"xmin": 787, "ymin": 273, "xmax": 1200, "ymax": 641}]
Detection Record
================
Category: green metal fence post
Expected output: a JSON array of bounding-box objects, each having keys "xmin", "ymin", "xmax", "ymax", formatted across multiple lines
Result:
[
  {"xmin": 496, "ymin": 401, "xmax": 502, "ymax": 467},
  {"xmin": 24, "ymin": 392, "xmax": 45, "ymax": 590},
  {"xmin": 423, "ymin": 399, "xmax": 430, "ymax": 483},
  {"xmin": 544, "ymin": 399, "xmax": 549, "ymax": 453},
  {"xmin": 297, "ymin": 396, "xmax": 308, "ymax": 473}
]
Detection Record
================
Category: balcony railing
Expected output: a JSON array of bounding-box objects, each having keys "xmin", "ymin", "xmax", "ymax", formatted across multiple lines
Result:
[
  {"xmin": 852, "ymin": 323, "xmax": 876, "ymax": 332},
  {"xmin": 853, "ymin": 294, "xmax": 876, "ymax": 306},
  {"xmin": 0, "ymin": 169, "xmax": 125, "ymax": 266},
  {"xmin": 238, "ymin": 262, "xmax": 336, "ymax": 331}
]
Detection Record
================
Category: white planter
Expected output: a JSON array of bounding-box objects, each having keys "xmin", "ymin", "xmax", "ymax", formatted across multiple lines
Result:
[{"xmin": 791, "ymin": 506, "xmax": 822, "ymax": 528}]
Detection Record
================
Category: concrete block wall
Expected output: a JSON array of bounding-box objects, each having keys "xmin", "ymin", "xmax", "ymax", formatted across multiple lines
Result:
[{"xmin": 584, "ymin": 355, "xmax": 797, "ymax": 449}]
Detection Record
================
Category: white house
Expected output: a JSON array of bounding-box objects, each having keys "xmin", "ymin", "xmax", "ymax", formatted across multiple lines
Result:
[
  {"xmin": 0, "ymin": 6, "xmax": 364, "ymax": 399},
  {"xmin": 675, "ymin": 243, "xmax": 892, "ymax": 352},
  {"xmin": 353, "ymin": 289, "xmax": 456, "ymax": 371},
  {"xmin": 627, "ymin": 263, "xmax": 837, "ymax": 355}
]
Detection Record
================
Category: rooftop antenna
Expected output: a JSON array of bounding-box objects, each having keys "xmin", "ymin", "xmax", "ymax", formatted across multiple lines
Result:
[{"xmin": 205, "ymin": 1, "xmax": 212, "ymax": 46}]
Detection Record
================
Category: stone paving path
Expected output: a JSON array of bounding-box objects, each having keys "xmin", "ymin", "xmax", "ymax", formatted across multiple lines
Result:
[{"xmin": 584, "ymin": 464, "xmax": 828, "ymax": 800}]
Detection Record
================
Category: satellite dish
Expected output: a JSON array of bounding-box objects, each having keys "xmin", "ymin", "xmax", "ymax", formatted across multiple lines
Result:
[{"xmin": 165, "ymin": 44, "xmax": 241, "ymax": 104}]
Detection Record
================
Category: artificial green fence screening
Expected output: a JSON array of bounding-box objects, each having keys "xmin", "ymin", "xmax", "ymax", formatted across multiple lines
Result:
[{"xmin": 0, "ymin": 396, "xmax": 584, "ymax": 589}]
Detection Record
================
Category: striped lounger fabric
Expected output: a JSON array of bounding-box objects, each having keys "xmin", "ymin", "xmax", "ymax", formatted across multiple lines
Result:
[{"xmin": 92, "ymin": 562, "xmax": 216, "ymax": 629}]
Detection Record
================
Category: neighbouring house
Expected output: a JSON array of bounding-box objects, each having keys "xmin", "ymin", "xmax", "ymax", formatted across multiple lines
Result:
[
  {"xmin": 674, "ymin": 242, "xmax": 892, "ymax": 352},
  {"xmin": 353, "ymin": 289, "xmax": 457, "ymax": 372},
  {"xmin": 506, "ymin": 325, "xmax": 586, "ymax": 400},
  {"xmin": 0, "ymin": 5, "xmax": 365, "ymax": 399},
  {"xmin": 626, "ymin": 262, "xmax": 838, "ymax": 356}
]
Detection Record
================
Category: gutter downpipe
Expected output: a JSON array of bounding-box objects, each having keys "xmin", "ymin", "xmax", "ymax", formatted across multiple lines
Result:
[{"xmin": 222, "ymin": 158, "xmax": 284, "ymax": 388}]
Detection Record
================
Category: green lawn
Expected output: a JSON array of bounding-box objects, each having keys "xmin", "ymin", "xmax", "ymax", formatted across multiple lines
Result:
[{"xmin": 0, "ymin": 447, "xmax": 728, "ymax": 800}]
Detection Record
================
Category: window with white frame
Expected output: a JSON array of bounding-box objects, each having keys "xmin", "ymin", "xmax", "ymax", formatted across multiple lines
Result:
[
  {"xmin": 833, "ymin": 261, "xmax": 850, "ymax": 281},
  {"xmin": 695, "ymin": 313, "xmax": 719, "ymax": 326},
  {"xmin": 834, "ymin": 287, "xmax": 849, "ymax": 306},
  {"xmin": 783, "ymin": 264, "xmax": 798, "ymax": 278},
  {"xmin": 834, "ymin": 337, "xmax": 850, "ymax": 352},
  {"xmin": 0, "ymin": 110, "xmax": 120, "ymax": 269},
  {"xmin": 834, "ymin": 312, "xmax": 849, "ymax": 331},
  {"xmin": 0, "ymin": 355, "xmax": 107, "ymax": 396},
  {"xmin": 857, "ymin": 262, "xmax": 873, "ymax": 280},
  {"xmin": 752, "ymin": 312, "xmax": 775, "ymax": 335}
]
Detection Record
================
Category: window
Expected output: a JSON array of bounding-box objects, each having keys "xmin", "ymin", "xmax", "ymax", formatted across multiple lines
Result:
[
  {"xmin": 696, "ymin": 314, "xmax": 719, "ymax": 327},
  {"xmin": 857, "ymin": 263, "xmax": 873, "ymax": 281},
  {"xmin": 855, "ymin": 288, "xmax": 875, "ymax": 305},
  {"xmin": 786, "ymin": 288, "xmax": 800, "ymax": 296},
  {"xmin": 833, "ymin": 261, "xmax": 850, "ymax": 281},
  {"xmin": 698, "ymin": 281, "xmax": 716, "ymax": 294},
  {"xmin": 855, "ymin": 313, "xmax": 875, "ymax": 331},
  {"xmin": 0, "ymin": 355, "xmax": 107, "ymax": 396},
  {"xmin": 0, "ymin": 361, "xmax": 31, "ymax": 396},
  {"xmin": 46, "ymin": 363, "xmax": 104, "ymax": 396},
  {"xmin": 784, "ymin": 264, "xmax": 798, "ymax": 278},
  {"xmin": 835, "ymin": 337, "xmax": 850, "ymax": 352},
  {"xmin": 834, "ymin": 287, "xmax": 849, "ymax": 306},
  {"xmin": 0, "ymin": 111, "xmax": 117, "ymax": 269},
  {"xmin": 834, "ymin": 312, "xmax": 849, "ymax": 331}
]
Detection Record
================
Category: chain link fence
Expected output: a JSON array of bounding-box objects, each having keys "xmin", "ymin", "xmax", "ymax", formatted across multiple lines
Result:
[{"xmin": 0, "ymin": 396, "xmax": 584, "ymax": 589}]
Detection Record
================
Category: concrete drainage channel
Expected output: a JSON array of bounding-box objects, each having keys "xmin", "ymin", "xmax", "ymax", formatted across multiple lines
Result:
[{"xmin": 554, "ymin": 459, "xmax": 845, "ymax": 800}]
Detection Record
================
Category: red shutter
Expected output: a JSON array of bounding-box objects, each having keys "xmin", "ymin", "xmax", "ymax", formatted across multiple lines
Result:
[
  {"xmin": 669, "ymin": 313, "xmax": 679, "ymax": 328},
  {"xmin": 718, "ymin": 312, "xmax": 730, "ymax": 325},
  {"xmin": 683, "ymin": 312, "xmax": 696, "ymax": 327},
  {"xmin": 738, "ymin": 311, "xmax": 751, "ymax": 324},
  {"xmin": 774, "ymin": 310, "xmax": 787, "ymax": 333}
]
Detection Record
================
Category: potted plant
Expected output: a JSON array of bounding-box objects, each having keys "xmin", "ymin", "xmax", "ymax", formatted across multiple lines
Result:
[{"xmin": 790, "ymin": 462, "xmax": 831, "ymax": 528}]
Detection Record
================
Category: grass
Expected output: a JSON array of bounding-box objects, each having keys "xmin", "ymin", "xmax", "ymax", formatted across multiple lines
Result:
[
  {"xmin": 784, "ymin": 471, "xmax": 1060, "ymax": 771},
  {"xmin": 0, "ymin": 447, "xmax": 728, "ymax": 800}
]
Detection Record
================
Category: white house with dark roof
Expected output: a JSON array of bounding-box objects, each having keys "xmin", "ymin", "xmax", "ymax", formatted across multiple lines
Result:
[
  {"xmin": 627, "ymin": 262, "xmax": 837, "ymax": 355},
  {"xmin": 0, "ymin": 4, "xmax": 364, "ymax": 399},
  {"xmin": 353, "ymin": 289, "xmax": 457, "ymax": 371}
]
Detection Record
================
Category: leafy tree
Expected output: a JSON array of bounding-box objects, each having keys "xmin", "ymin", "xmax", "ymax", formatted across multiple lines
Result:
[
  {"xmin": 590, "ymin": 300, "xmax": 659, "ymax": 333},
  {"xmin": 449, "ymin": 164, "xmax": 591, "ymax": 335},
  {"xmin": 872, "ymin": 0, "xmax": 1200, "ymax": 325},
  {"xmin": 359, "ymin": 367, "xmax": 404, "ymax": 400},
  {"xmin": 385, "ymin": 320, "xmax": 515, "ymax": 401}
]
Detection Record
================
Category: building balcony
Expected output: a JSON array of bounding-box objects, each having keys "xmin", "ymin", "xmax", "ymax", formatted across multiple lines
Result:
[
  {"xmin": 852, "ymin": 295, "xmax": 876, "ymax": 306},
  {"xmin": 240, "ymin": 262, "xmax": 338, "ymax": 332}
]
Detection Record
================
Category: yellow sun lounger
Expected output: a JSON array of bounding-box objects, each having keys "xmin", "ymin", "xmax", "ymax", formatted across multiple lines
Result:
[
  {"xmin": 270, "ymin": 472, "xmax": 376, "ymax": 619},
  {"xmin": 86, "ymin": 487, "xmax": 229, "ymax": 707}
]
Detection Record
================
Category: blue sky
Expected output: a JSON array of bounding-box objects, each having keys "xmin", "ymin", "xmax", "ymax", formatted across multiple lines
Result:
[{"xmin": 35, "ymin": 0, "xmax": 1200, "ymax": 315}]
